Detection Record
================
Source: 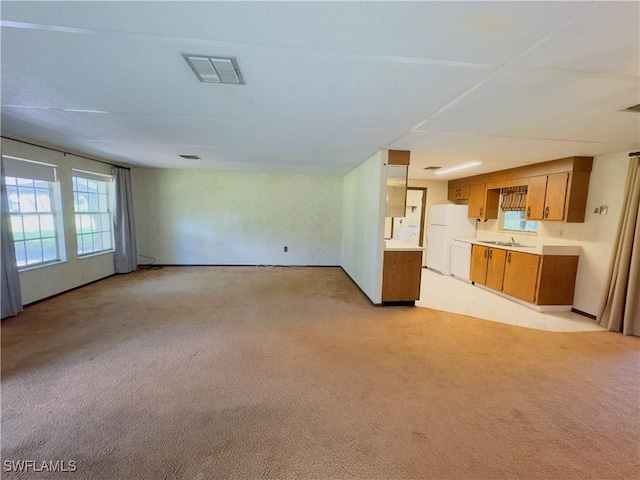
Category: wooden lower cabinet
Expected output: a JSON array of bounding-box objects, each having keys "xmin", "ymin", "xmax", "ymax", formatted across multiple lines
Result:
[
  {"xmin": 470, "ymin": 245, "xmax": 578, "ymax": 305},
  {"xmin": 382, "ymin": 250, "xmax": 423, "ymax": 302},
  {"xmin": 502, "ymin": 251, "xmax": 540, "ymax": 303}
]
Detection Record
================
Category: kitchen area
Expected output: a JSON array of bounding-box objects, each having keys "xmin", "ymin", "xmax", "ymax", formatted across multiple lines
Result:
[{"xmin": 383, "ymin": 151, "xmax": 607, "ymax": 332}]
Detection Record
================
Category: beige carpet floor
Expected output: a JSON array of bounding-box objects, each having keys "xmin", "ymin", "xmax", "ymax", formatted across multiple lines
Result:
[{"xmin": 2, "ymin": 267, "xmax": 639, "ymax": 479}]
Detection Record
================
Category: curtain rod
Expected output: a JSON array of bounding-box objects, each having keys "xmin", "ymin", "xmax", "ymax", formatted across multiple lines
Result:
[
  {"xmin": 1, "ymin": 136, "xmax": 130, "ymax": 170},
  {"xmin": 630, "ymin": 151, "xmax": 640, "ymax": 157}
]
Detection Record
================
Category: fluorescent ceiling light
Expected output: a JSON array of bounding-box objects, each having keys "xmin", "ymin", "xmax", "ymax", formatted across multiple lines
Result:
[{"xmin": 434, "ymin": 161, "xmax": 482, "ymax": 175}]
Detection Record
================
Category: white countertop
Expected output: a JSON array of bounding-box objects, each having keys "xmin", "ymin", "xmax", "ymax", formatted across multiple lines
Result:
[
  {"xmin": 384, "ymin": 239, "xmax": 425, "ymax": 252},
  {"xmin": 455, "ymin": 238, "xmax": 581, "ymax": 256}
]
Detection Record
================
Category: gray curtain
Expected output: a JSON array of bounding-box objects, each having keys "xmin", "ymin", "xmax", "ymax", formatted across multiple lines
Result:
[
  {"xmin": 597, "ymin": 156, "xmax": 640, "ymax": 335},
  {"xmin": 113, "ymin": 167, "xmax": 138, "ymax": 273},
  {"xmin": 1, "ymin": 158, "xmax": 23, "ymax": 318}
]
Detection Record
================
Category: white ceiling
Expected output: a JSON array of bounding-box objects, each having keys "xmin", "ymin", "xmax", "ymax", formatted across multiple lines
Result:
[{"xmin": 1, "ymin": 1, "xmax": 638, "ymax": 179}]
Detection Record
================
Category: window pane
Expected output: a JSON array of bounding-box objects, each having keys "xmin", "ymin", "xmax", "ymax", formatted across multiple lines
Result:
[
  {"xmin": 23, "ymin": 215, "xmax": 41, "ymax": 239},
  {"xmin": 5, "ymin": 176, "xmax": 17, "ymax": 186},
  {"xmin": 42, "ymin": 238, "xmax": 58, "ymax": 262},
  {"xmin": 39, "ymin": 214, "xmax": 55, "ymax": 237},
  {"xmin": 34, "ymin": 180, "xmax": 49, "ymax": 189},
  {"xmin": 25, "ymin": 239, "xmax": 43, "ymax": 265},
  {"xmin": 76, "ymin": 177, "xmax": 88, "ymax": 192},
  {"xmin": 18, "ymin": 188, "xmax": 37, "ymax": 212},
  {"xmin": 7, "ymin": 186, "xmax": 20, "ymax": 212},
  {"xmin": 87, "ymin": 180, "xmax": 98, "ymax": 193},
  {"xmin": 10, "ymin": 215, "xmax": 24, "ymax": 240},
  {"xmin": 83, "ymin": 234, "xmax": 94, "ymax": 253},
  {"xmin": 92, "ymin": 213, "xmax": 102, "ymax": 232},
  {"xmin": 98, "ymin": 181, "xmax": 108, "ymax": 194},
  {"xmin": 35, "ymin": 189, "xmax": 52, "ymax": 212},
  {"xmin": 14, "ymin": 241, "xmax": 26, "ymax": 266},
  {"xmin": 17, "ymin": 177, "xmax": 33, "ymax": 187},
  {"xmin": 102, "ymin": 232, "xmax": 112, "ymax": 250},
  {"xmin": 98, "ymin": 193, "xmax": 108, "ymax": 211},
  {"xmin": 77, "ymin": 192, "xmax": 89, "ymax": 212},
  {"xmin": 72, "ymin": 176, "xmax": 78, "ymax": 191},
  {"xmin": 88, "ymin": 193, "xmax": 99, "ymax": 212},
  {"xmin": 101, "ymin": 213, "xmax": 111, "ymax": 231}
]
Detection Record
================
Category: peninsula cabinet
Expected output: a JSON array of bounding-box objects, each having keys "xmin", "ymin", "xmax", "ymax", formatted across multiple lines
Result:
[
  {"xmin": 382, "ymin": 250, "xmax": 423, "ymax": 303},
  {"xmin": 470, "ymin": 245, "xmax": 579, "ymax": 305}
]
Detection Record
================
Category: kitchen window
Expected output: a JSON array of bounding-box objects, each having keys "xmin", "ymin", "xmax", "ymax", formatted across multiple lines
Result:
[
  {"xmin": 500, "ymin": 186, "xmax": 538, "ymax": 233},
  {"xmin": 3, "ymin": 157, "xmax": 64, "ymax": 268},
  {"xmin": 73, "ymin": 170, "xmax": 114, "ymax": 256},
  {"xmin": 502, "ymin": 210, "xmax": 539, "ymax": 233}
]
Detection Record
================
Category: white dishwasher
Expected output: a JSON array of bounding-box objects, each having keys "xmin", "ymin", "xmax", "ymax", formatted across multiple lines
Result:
[{"xmin": 450, "ymin": 240, "xmax": 472, "ymax": 283}]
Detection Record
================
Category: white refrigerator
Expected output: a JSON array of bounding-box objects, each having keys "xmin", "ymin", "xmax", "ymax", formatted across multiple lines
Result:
[{"xmin": 426, "ymin": 204, "xmax": 476, "ymax": 275}]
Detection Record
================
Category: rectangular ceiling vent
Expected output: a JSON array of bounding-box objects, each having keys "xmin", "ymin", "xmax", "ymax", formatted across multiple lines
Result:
[
  {"xmin": 182, "ymin": 54, "xmax": 245, "ymax": 85},
  {"xmin": 624, "ymin": 103, "xmax": 640, "ymax": 113},
  {"xmin": 179, "ymin": 154, "xmax": 201, "ymax": 160},
  {"xmin": 423, "ymin": 166, "xmax": 442, "ymax": 170}
]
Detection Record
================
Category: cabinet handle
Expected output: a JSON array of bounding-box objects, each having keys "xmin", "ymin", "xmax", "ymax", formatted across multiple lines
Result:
[
  {"xmin": 484, "ymin": 249, "xmax": 488, "ymax": 259},
  {"xmin": 507, "ymin": 252, "xmax": 511, "ymax": 263},
  {"xmin": 479, "ymin": 207, "xmax": 483, "ymax": 217},
  {"xmin": 544, "ymin": 206, "xmax": 549, "ymax": 218},
  {"xmin": 489, "ymin": 249, "xmax": 493, "ymax": 259},
  {"xmin": 527, "ymin": 207, "xmax": 531, "ymax": 218}
]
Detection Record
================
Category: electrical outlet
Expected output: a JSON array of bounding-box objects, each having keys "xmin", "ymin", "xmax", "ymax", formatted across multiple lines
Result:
[
  {"xmin": 558, "ymin": 228, "xmax": 565, "ymax": 237},
  {"xmin": 284, "ymin": 246, "xmax": 288, "ymax": 252}
]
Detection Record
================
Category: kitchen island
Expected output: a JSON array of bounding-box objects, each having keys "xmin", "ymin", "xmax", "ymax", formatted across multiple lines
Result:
[{"xmin": 382, "ymin": 240, "xmax": 424, "ymax": 304}]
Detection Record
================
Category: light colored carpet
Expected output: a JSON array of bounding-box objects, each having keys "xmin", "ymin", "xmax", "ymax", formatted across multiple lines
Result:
[{"xmin": 2, "ymin": 267, "xmax": 639, "ymax": 479}]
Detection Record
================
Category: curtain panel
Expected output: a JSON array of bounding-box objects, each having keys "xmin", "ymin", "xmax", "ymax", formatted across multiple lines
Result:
[
  {"xmin": 1, "ymin": 157, "xmax": 23, "ymax": 319},
  {"xmin": 597, "ymin": 156, "xmax": 640, "ymax": 335},
  {"xmin": 113, "ymin": 167, "xmax": 138, "ymax": 274}
]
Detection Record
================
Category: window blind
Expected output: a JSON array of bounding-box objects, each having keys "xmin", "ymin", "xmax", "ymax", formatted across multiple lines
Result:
[
  {"xmin": 501, "ymin": 185, "xmax": 527, "ymax": 211},
  {"xmin": 2, "ymin": 156, "xmax": 57, "ymax": 182}
]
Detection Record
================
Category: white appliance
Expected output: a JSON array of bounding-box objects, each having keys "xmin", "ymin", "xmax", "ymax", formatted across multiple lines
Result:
[
  {"xmin": 451, "ymin": 240, "xmax": 473, "ymax": 282},
  {"xmin": 426, "ymin": 204, "xmax": 476, "ymax": 275}
]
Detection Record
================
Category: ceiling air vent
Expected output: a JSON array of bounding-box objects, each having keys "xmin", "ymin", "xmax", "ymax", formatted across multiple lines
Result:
[
  {"xmin": 179, "ymin": 155, "xmax": 201, "ymax": 160},
  {"xmin": 182, "ymin": 54, "xmax": 245, "ymax": 85},
  {"xmin": 624, "ymin": 103, "xmax": 640, "ymax": 113},
  {"xmin": 423, "ymin": 166, "xmax": 442, "ymax": 171}
]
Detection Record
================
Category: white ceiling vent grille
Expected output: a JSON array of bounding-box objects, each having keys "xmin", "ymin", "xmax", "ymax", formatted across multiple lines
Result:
[{"xmin": 182, "ymin": 54, "xmax": 245, "ymax": 85}]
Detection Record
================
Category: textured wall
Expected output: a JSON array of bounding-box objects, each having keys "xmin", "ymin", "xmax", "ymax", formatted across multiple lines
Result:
[
  {"xmin": 340, "ymin": 151, "xmax": 386, "ymax": 303},
  {"xmin": 2, "ymin": 138, "xmax": 115, "ymax": 305},
  {"xmin": 476, "ymin": 151, "xmax": 631, "ymax": 315},
  {"xmin": 131, "ymin": 168, "xmax": 343, "ymax": 266}
]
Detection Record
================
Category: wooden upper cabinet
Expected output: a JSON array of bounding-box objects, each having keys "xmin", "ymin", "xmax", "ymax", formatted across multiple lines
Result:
[
  {"xmin": 545, "ymin": 172, "xmax": 570, "ymax": 221},
  {"xmin": 449, "ymin": 156, "xmax": 592, "ymax": 223},
  {"xmin": 468, "ymin": 184, "xmax": 486, "ymax": 218},
  {"xmin": 448, "ymin": 186, "xmax": 470, "ymax": 201},
  {"xmin": 526, "ymin": 172, "xmax": 570, "ymax": 221},
  {"xmin": 485, "ymin": 248, "xmax": 507, "ymax": 292},
  {"xmin": 502, "ymin": 251, "xmax": 540, "ymax": 303},
  {"xmin": 526, "ymin": 175, "xmax": 548, "ymax": 220},
  {"xmin": 470, "ymin": 245, "xmax": 489, "ymax": 285},
  {"xmin": 468, "ymin": 184, "xmax": 499, "ymax": 220}
]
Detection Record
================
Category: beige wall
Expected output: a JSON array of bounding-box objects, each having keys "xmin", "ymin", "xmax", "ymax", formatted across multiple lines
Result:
[
  {"xmin": 131, "ymin": 168, "xmax": 343, "ymax": 266},
  {"xmin": 2, "ymin": 138, "xmax": 115, "ymax": 305},
  {"xmin": 341, "ymin": 151, "xmax": 387, "ymax": 303},
  {"xmin": 475, "ymin": 151, "xmax": 631, "ymax": 315}
]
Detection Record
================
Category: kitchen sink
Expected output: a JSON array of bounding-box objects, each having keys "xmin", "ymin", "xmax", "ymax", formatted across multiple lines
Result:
[{"xmin": 478, "ymin": 240, "xmax": 534, "ymax": 248}]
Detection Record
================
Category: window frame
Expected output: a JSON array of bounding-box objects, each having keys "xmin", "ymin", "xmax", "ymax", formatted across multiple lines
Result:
[
  {"xmin": 4, "ymin": 158, "xmax": 65, "ymax": 270},
  {"xmin": 72, "ymin": 170, "xmax": 115, "ymax": 257}
]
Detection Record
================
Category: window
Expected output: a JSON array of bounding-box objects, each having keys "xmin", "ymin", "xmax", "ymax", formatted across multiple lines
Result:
[
  {"xmin": 4, "ymin": 157, "xmax": 63, "ymax": 268},
  {"xmin": 502, "ymin": 210, "xmax": 538, "ymax": 233},
  {"xmin": 73, "ymin": 171, "xmax": 114, "ymax": 256}
]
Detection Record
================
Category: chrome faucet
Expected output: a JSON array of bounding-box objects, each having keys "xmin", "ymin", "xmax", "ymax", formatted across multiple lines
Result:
[{"xmin": 511, "ymin": 236, "xmax": 516, "ymax": 244}]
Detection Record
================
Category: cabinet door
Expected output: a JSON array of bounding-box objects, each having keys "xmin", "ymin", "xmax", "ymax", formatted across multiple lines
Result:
[
  {"xmin": 448, "ymin": 186, "xmax": 470, "ymax": 201},
  {"xmin": 468, "ymin": 184, "xmax": 486, "ymax": 218},
  {"xmin": 485, "ymin": 248, "xmax": 507, "ymax": 291},
  {"xmin": 544, "ymin": 172, "xmax": 569, "ymax": 221},
  {"xmin": 526, "ymin": 175, "xmax": 547, "ymax": 220},
  {"xmin": 502, "ymin": 251, "xmax": 540, "ymax": 303},
  {"xmin": 470, "ymin": 245, "xmax": 489, "ymax": 285}
]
